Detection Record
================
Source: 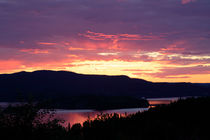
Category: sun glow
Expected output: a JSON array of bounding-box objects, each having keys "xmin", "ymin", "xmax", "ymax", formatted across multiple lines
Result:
[{"xmin": 63, "ymin": 60, "xmax": 161, "ymax": 80}]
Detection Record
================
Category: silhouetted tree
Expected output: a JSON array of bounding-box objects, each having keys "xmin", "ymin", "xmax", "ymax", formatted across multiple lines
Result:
[{"xmin": 0, "ymin": 102, "xmax": 67, "ymax": 140}]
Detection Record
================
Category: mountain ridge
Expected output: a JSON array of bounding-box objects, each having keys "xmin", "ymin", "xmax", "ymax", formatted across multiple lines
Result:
[{"xmin": 0, "ymin": 70, "xmax": 209, "ymax": 102}]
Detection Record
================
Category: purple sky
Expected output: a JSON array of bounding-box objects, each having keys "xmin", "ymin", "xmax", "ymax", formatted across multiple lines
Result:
[{"xmin": 0, "ymin": 0, "xmax": 210, "ymax": 82}]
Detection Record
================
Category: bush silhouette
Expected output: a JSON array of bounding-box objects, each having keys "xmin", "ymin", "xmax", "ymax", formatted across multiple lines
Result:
[
  {"xmin": 0, "ymin": 102, "xmax": 67, "ymax": 140},
  {"xmin": 0, "ymin": 97, "xmax": 210, "ymax": 140}
]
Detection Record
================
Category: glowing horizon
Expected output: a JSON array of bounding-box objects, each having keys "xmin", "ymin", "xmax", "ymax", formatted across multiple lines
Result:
[{"xmin": 0, "ymin": 0, "xmax": 210, "ymax": 83}]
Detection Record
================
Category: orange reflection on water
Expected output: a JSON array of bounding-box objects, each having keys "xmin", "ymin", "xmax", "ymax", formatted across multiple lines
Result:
[
  {"xmin": 55, "ymin": 110, "xmax": 97, "ymax": 127},
  {"xmin": 148, "ymin": 97, "xmax": 179, "ymax": 106},
  {"xmin": 148, "ymin": 100, "xmax": 172, "ymax": 105},
  {"xmin": 54, "ymin": 97, "xmax": 181, "ymax": 127},
  {"xmin": 55, "ymin": 108, "xmax": 148, "ymax": 127}
]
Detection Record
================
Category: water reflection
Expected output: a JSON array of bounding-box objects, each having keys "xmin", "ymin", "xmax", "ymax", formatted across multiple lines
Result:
[
  {"xmin": 54, "ymin": 97, "xmax": 180, "ymax": 126},
  {"xmin": 55, "ymin": 108, "xmax": 149, "ymax": 127},
  {"xmin": 147, "ymin": 97, "xmax": 179, "ymax": 107},
  {"xmin": 0, "ymin": 97, "xmax": 181, "ymax": 127}
]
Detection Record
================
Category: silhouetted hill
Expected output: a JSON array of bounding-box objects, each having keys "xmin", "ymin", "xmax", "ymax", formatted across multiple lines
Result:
[
  {"xmin": 0, "ymin": 70, "xmax": 209, "ymax": 108},
  {"xmin": 0, "ymin": 70, "xmax": 148, "ymax": 99}
]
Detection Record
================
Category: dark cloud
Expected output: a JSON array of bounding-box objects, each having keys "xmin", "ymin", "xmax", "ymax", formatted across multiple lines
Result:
[{"xmin": 0, "ymin": 0, "xmax": 210, "ymax": 81}]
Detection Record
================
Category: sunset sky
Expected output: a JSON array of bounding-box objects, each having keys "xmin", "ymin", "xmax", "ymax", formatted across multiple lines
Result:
[{"xmin": 0, "ymin": 0, "xmax": 210, "ymax": 83}]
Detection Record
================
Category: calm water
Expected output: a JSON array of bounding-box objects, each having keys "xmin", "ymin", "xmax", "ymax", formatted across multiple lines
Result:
[
  {"xmin": 147, "ymin": 97, "xmax": 179, "ymax": 107},
  {"xmin": 55, "ymin": 108, "xmax": 149, "ymax": 126},
  {"xmin": 0, "ymin": 97, "xmax": 180, "ymax": 126},
  {"xmin": 55, "ymin": 97, "xmax": 180, "ymax": 126}
]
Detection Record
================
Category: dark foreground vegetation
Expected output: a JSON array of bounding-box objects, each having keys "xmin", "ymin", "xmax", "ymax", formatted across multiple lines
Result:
[{"xmin": 0, "ymin": 97, "xmax": 210, "ymax": 140}]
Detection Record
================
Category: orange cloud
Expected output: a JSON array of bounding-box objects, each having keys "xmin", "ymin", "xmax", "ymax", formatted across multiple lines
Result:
[
  {"xmin": 79, "ymin": 31, "xmax": 164, "ymax": 50},
  {"xmin": 122, "ymin": 69, "xmax": 153, "ymax": 72},
  {"xmin": 135, "ymin": 65, "xmax": 210, "ymax": 79},
  {"xmin": 0, "ymin": 60, "xmax": 23, "ymax": 73},
  {"xmin": 20, "ymin": 49, "xmax": 49, "ymax": 54},
  {"xmin": 81, "ymin": 31, "xmax": 164, "ymax": 41},
  {"xmin": 68, "ymin": 47, "xmax": 95, "ymax": 51},
  {"xmin": 98, "ymin": 52, "xmax": 119, "ymax": 56},
  {"xmin": 38, "ymin": 42, "xmax": 57, "ymax": 45},
  {"xmin": 160, "ymin": 41, "xmax": 186, "ymax": 55}
]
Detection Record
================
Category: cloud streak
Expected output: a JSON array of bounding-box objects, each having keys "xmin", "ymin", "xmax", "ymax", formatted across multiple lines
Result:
[
  {"xmin": 132, "ymin": 65, "xmax": 210, "ymax": 78},
  {"xmin": 0, "ymin": 0, "xmax": 210, "ymax": 82}
]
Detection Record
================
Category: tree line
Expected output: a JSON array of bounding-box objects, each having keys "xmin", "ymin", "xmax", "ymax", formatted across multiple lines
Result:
[{"xmin": 0, "ymin": 97, "xmax": 210, "ymax": 140}]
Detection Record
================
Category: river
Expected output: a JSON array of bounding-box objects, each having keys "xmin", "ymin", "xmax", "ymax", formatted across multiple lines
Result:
[
  {"xmin": 55, "ymin": 108, "xmax": 149, "ymax": 126},
  {"xmin": 54, "ymin": 97, "xmax": 181, "ymax": 126},
  {"xmin": 0, "ymin": 97, "xmax": 180, "ymax": 126}
]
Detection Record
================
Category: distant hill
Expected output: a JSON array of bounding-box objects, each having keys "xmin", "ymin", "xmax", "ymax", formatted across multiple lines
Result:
[{"xmin": 0, "ymin": 70, "xmax": 209, "ymax": 109}]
